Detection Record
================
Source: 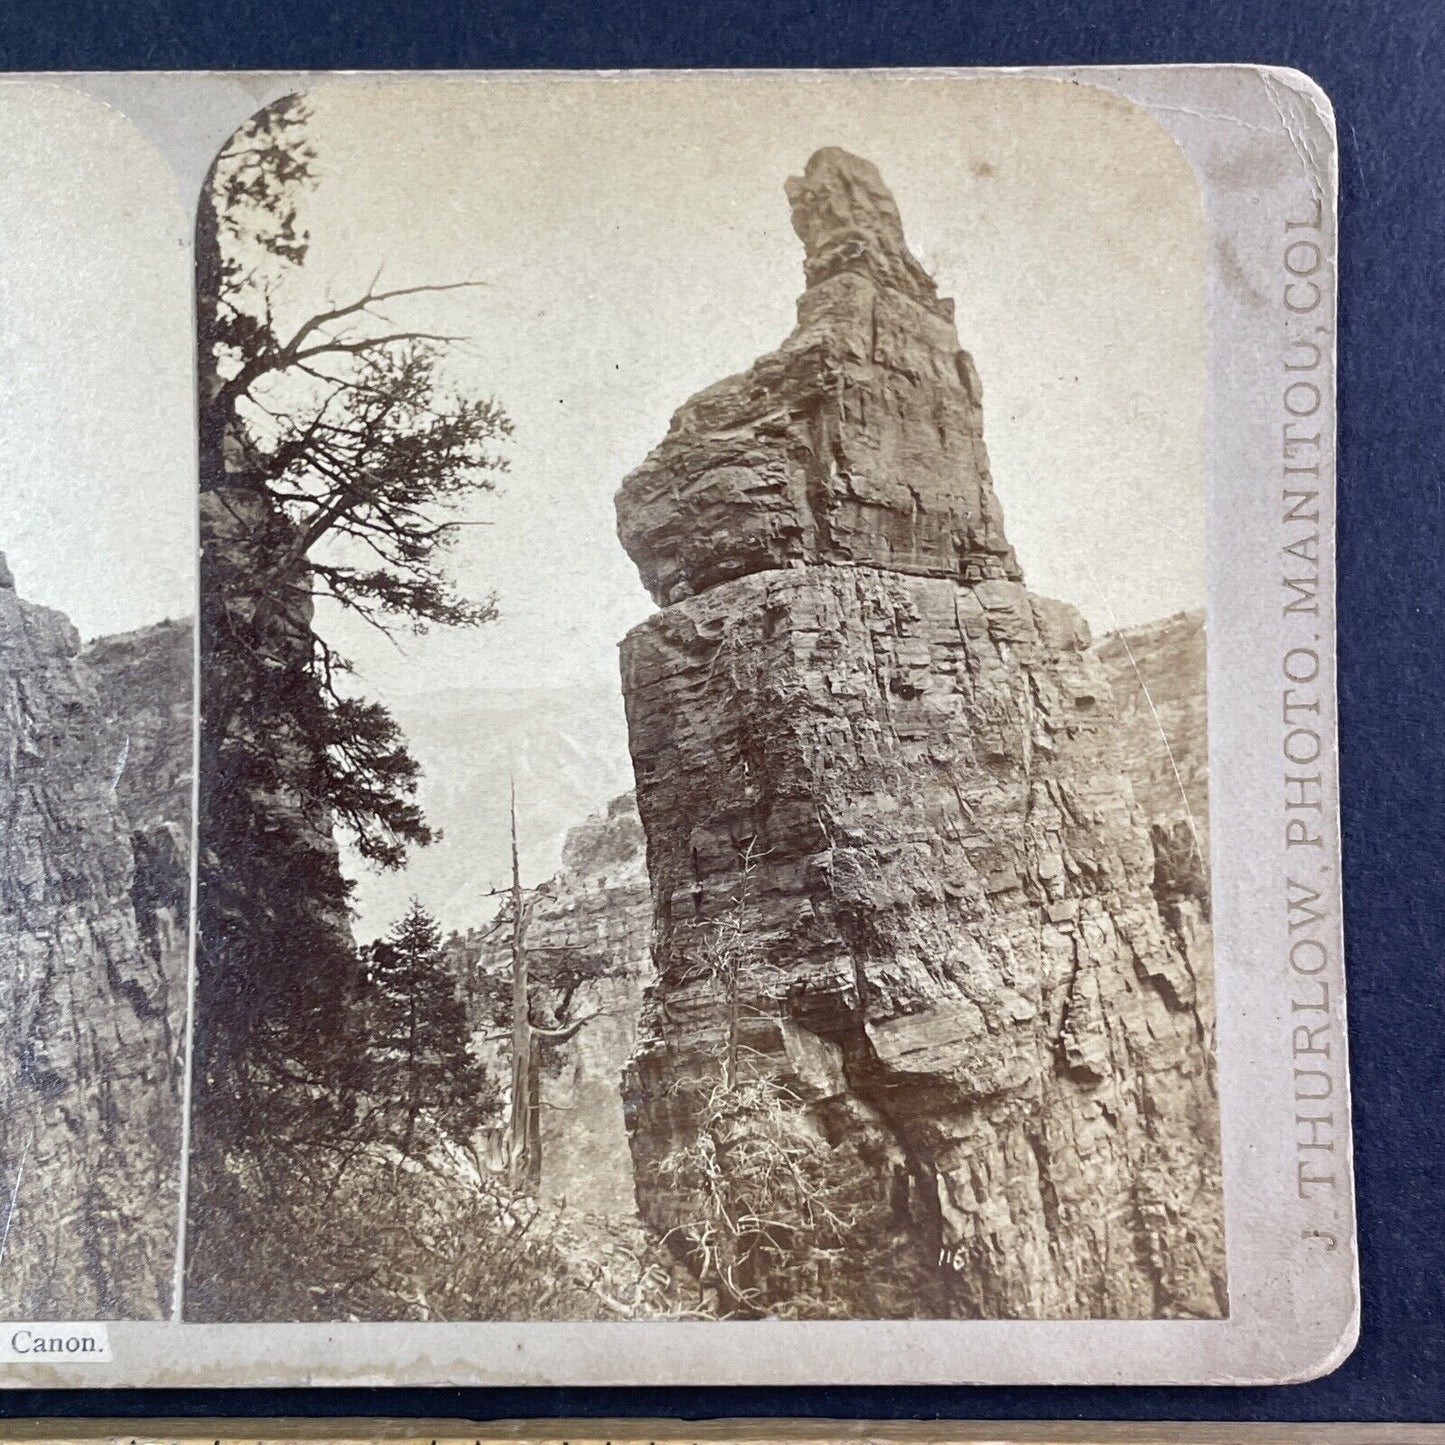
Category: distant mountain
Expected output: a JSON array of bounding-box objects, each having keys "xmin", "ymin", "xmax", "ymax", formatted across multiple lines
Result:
[{"xmin": 344, "ymin": 682, "xmax": 636, "ymax": 939}]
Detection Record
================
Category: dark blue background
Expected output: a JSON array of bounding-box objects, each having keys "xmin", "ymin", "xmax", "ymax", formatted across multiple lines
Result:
[{"xmin": 1, "ymin": 0, "xmax": 1440, "ymax": 1426}]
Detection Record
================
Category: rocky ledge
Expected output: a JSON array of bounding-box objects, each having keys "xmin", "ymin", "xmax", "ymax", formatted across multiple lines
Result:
[{"xmin": 616, "ymin": 148, "xmax": 1019, "ymax": 609}]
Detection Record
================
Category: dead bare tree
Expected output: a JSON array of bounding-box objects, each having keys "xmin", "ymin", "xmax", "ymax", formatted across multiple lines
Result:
[{"xmin": 467, "ymin": 783, "xmax": 621, "ymax": 1189}]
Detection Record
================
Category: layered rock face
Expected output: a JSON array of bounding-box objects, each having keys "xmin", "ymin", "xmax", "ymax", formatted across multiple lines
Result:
[
  {"xmin": 619, "ymin": 153, "xmax": 1017, "ymax": 607},
  {"xmin": 84, "ymin": 618, "xmax": 194, "ymax": 842},
  {"xmin": 1096, "ymin": 610, "xmax": 1211, "ymax": 913},
  {"xmin": 0, "ymin": 560, "xmax": 188, "ymax": 1318},
  {"xmin": 452, "ymin": 793, "xmax": 652, "ymax": 1216},
  {"xmin": 84, "ymin": 617, "xmax": 194, "ymax": 1009},
  {"xmin": 535, "ymin": 794, "xmax": 653, "ymax": 1215},
  {"xmin": 617, "ymin": 150, "xmax": 1225, "ymax": 1319}
]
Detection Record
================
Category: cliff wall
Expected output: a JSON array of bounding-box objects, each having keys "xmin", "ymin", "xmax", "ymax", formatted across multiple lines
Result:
[
  {"xmin": 0, "ymin": 560, "xmax": 188, "ymax": 1318},
  {"xmin": 1095, "ymin": 610, "xmax": 1211, "ymax": 912},
  {"xmin": 84, "ymin": 617, "xmax": 194, "ymax": 1015},
  {"xmin": 535, "ymin": 794, "xmax": 652, "ymax": 1216},
  {"xmin": 450, "ymin": 794, "xmax": 652, "ymax": 1217},
  {"xmin": 615, "ymin": 150, "xmax": 1224, "ymax": 1319}
]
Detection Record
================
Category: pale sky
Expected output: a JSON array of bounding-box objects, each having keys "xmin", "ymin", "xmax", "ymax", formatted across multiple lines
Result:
[
  {"xmin": 0, "ymin": 84, "xmax": 195, "ymax": 640},
  {"xmin": 0, "ymin": 73, "xmax": 1205, "ymax": 694},
  {"xmin": 254, "ymin": 73, "xmax": 1206, "ymax": 699}
]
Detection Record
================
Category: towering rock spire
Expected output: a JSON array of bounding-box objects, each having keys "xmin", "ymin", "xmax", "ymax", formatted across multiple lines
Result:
[
  {"xmin": 617, "ymin": 151, "xmax": 1224, "ymax": 1319},
  {"xmin": 785, "ymin": 147, "xmax": 952, "ymax": 314},
  {"xmin": 616, "ymin": 147, "xmax": 1018, "ymax": 610}
]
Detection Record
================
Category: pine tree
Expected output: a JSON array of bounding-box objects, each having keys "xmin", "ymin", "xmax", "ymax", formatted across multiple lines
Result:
[
  {"xmin": 361, "ymin": 899, "xmax": 495, "ymax": 1164},
  {"xmin": 193, "ymin": 95, "xmax": 512, "ymax": 1144}
]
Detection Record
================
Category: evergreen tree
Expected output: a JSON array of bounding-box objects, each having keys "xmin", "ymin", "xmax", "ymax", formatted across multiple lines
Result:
[
  {"xmin": 361, "ymin": 899, "xmax": 496, "ymax": 1164},
  {"xmin": 192, "ymin": 93, "xmax": 511, "ymax": 1143}
]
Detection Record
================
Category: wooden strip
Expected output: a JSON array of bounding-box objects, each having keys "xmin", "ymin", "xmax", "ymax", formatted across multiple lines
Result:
[{"xmin": 1, "ymin": 1422, "xmax": 1442, "ymax": 1445}]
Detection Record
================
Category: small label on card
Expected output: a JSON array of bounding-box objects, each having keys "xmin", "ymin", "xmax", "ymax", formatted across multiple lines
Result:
[{"xmin": 0, "ymin": 1323, "xmax": 112, "ymax": 1361}]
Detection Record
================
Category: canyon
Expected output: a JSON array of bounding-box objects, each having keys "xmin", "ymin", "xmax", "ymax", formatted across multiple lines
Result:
[{"xmin": 0, "ymin": 145, "xmax": 1220, "ymax": 1325}]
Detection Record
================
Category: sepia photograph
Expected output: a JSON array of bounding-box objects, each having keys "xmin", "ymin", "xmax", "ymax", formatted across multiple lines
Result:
[
  {"xmin": 184, "ymin": 76, "xmax": 1222, "ymax": 1324},
  {"xmin": 0, "ymin": 66, "xmax": 1349, "ymax": 1386}
]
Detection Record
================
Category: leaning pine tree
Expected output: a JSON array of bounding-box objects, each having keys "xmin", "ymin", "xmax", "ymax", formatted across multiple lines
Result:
[{"xmin": 187, "ymin": 94, "xmax": 512, "ymax": 1317}]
